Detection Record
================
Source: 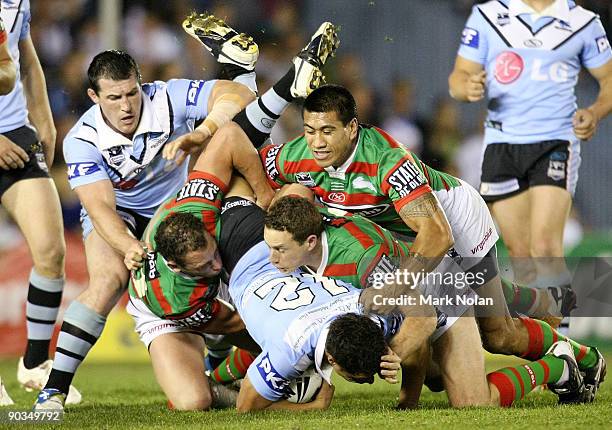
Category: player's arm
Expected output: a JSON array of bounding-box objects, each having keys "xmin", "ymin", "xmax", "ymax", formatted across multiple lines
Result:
[
  {"xmin": 574, "ymin": 60, "xmax": 612, "ymax": 140},
  {"xmin": 448, "ymin": 55, "xmax": 486, "ymax": 102},
  {"xmin": 0, "ymin": 18, "xmax": 16, "ymax": 95},
  {"xmin": 163, "ymin": 80, "xmax": 255, "ymax": 164},
  {"xmin": 74, "ymin": 179, "xmax": 145, "ymax": 269},
  {"xmin": 19, "ymin": 35, "xmax": 56, "ymax": 167},
  {"xmin": 193, "ymin": 122, "xmax": 275, "ymax": 208},
  {"xmin": 236, "ymin": 375, "xmax": 334, "ymax": 412}
]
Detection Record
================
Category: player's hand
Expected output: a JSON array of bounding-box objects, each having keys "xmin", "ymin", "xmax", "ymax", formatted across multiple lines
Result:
[
  {"xmin": 162, "ymin": 128, "xmax": 211, "ymax": 165},
  {"xmin": 124, "ymin": 241, "xmax": 147, "ymax": 271},
  {"xmin": 573, "ymin": 108, "xmax": 598, "ymax": 141},
  {"xmin": 466, "ymin": 70, "xmax": 486, "ymax": 102},
  {"xmin": 311, "ymin": 382, "xmax": 334, "ymax": 410},
  {"xmin": 380, "ymin": 349, "xmax": 401, "ymax": 384},
  {"xmin": 0, "ymin": 134, "xmax": 29, "ymax": 170}
]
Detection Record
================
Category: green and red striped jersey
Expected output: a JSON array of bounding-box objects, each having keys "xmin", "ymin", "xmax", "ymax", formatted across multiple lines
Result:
[
  {"xmin": 261, "ymin": 124, "xmax": 461, "ymax": 236},
  {"xmin": 310, "ymin": 207, "xmax": 411, "ymax": 289},
  {"xmin": 128, "ymin": 171, "xmax": 227, "ymax": 325}
]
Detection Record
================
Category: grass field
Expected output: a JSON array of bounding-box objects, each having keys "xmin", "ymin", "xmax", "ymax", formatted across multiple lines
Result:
[{"xmin": 1, "ymin": 349, "xmax": 611, "ymax": 430}]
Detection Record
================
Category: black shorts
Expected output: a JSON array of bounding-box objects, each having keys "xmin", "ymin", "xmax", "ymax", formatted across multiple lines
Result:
[
  {"xmin": 0, "ymin": 125, "xmax": 49, "ymax": 197},
  {"xmin": 479, "ymin": 140, "xmax": 580, "ymax": 203},
  {"xmin": 116, "ymin": 205, "xmax": 151, "ymax": 239}
]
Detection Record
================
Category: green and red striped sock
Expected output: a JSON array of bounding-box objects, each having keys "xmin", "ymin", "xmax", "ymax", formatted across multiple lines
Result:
[
  {"xmin": 501, "ymin": 278, "xmax": 538, "ymax": 314},
  {"xmin": 212, "ymin": 348, "xmax": 256, "ymax": 384},
  {"xmin": 519, "ymin": 317, "xmax": 597, "ymax": 369},
  {"xmin": 487, "ymin": 355, "xmax": 565, "ymax": 407}
]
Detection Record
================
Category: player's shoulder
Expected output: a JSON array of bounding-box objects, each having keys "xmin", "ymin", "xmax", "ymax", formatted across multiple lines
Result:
[
  {"xmin": 63, "ymin": 106, "xmax": 99, "ymax": 152},
  {"xmin": 279, "ymin": 133, "xmax": 308, "ymax": 151},
  {"xmin": 567, "ymin": 3, "xmax": 598, "ymax": 24}
]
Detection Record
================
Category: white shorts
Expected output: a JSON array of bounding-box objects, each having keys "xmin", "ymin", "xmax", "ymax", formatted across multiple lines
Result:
[
  {"xmin": 435, "ymin": 179, "xmax": 499, "ymax": 267},
  {"xmin": 126, "ymin": 283, "xmax": 234, "ymax": 349}
]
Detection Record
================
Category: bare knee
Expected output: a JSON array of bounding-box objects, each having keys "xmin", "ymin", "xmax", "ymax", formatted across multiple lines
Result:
[
  {"xmin": 31, "ymin": 239, "xmax": 66, "ymax": 278},
  {"xmin": 170, "ymin": 391, "xmax": 213, "ymax": 411}
]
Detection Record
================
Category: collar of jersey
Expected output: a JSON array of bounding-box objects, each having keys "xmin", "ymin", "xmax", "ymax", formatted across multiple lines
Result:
[
  {"xmin": 314, "ymin": 231, "xmax": 329, "ymax": 276},
  {"xmin": 509, "ymin": 0, "xmax": 570, "ymax": 23},
  {"xmin": 95, "ymin": 89, "xmax": 163, "ymax": 150},
  {"xmin": 314, "ymin": 325, "xmax": 333, "ymax": 384},
  {"xmin": 323, "ymin": 128, "xmax": 362, "ymax": 175}
]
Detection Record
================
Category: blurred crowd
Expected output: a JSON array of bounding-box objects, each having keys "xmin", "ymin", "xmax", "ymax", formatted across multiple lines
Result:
[{"xmin": 0, "ymin": 0, "xmax": 608, "ymax": 236}]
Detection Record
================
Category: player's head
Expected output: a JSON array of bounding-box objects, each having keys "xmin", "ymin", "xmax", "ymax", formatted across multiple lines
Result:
[
  {"xmin": 87, "ymin": 50, "xmax": 143, "ymax": 138},
  {"xmin": 155, "ymin": 212, "xmax": 222, "ymax": 278},
  {"xmin": 264, "ymin": 196, "xmax": 324, "ymax": 273},
  {"xmin": 325, "ymin": 313, "xmax": 387, "ymax": 384},
  {"xmin": 302, "ymin": 84, "xmax": 359, "ymax": 168}
]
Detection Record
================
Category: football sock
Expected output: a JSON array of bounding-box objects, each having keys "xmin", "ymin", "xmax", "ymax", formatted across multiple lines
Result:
[
  {"xmin": 45, "ymin": 301, "xmax": 106, "ymax": 394},
  {"xmin": 501, "ymin": 278, "xmax": 538, "ymax": 315},
  {"xmin": 24, "ymin": 269, "xmax": 64, "ymax": 369},
  {"xmin": 518, "ymin": 317, "xmax": 597, "ymax": 369},
  {"xmin": 233, "ymin": 67, "xmax": 295, "ymax": 148},
  {"xmin": 487, "ymin": 355, "xmax": 566, "ymax": 407},
  {"xmin": 205, "ymin": 344, "xmax": 233, "ymax": 372},
  {"xmin": 219, "ymin": 64, "xmax": 258, "ymax": 94},
  {"xmin": 212, "ymin": 348, "xmax": 255, "ymax": 384}
]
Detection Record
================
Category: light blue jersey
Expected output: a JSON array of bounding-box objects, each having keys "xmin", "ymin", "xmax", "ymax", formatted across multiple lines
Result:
[
  {"xmin": 229, "ymin": 241, "xmax": 403, "ymax": 401},
  {"xmin": 458, "ymin": 0, "xmax": 611, "ymax": 145},
  {"xmin": 0, "ymin": 0, "xmax": 30, "ymax": 133},
  {"xmin": 63, "ymin": 78, "xmax": 216, "ymax": 224}
]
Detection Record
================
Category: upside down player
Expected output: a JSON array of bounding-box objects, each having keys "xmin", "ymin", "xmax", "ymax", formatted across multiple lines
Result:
[{"xmin": 263, "ymin": 194, "xmax": 607, "ymax": 406}]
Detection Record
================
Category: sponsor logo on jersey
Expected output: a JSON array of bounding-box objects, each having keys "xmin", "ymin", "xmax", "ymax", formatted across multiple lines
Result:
[
  {"xmin": 107, "ymin": 146, "xmax": 126, "ymax": 165},
  {"xmin": 168, "ymin": 302, "xmax": 215, "ymax": 328},
  {"xmin": 461, "ymin": 27, "xmax": 479, "ymax": 48},
  {"xmin": 365, "ymin": 254, "xmax": 397, "ymax": 289},
  {"xmin": 186, "ymin": 80, "xmax": 205, "ymax": 106},
  {"xmin": 386, "ymin": 160, "xmax": 426, "ymax": 198},
  {"xmin": 470, "ymin": 227, "xmax": 494, "ymax": 255},
  {"xmin": 494, "ymin": 51, "xmax": 524, "ymax": 84},
  {"xmin": 257, "ymin": 353, "xmax": 291, "ymax": 395},
  {"xmin": 176, "ymin": 178, "xmax": 221, "ymax": 202},
  {"xmin": 497, "ymin": 12, "xmax": 510, "ymax": 26},
  {"xmin": 328, "ymin": 192, "xmax": 346, "ymax": 203},
  {"xmin": 264, "ymin": 145, "xmax": 282, "ymax": 181},
  {"xmin": 296, "ymin": 172, "xmax": 316, "ymax": 187},
  {"xmin": 596, "ymin": 36, "xmax": 611, "ymax": 54},
  {"xmin": 352, "ymin": 177, "xmax": 376, "ymax": 192},
  {"xmin": 349, "ymin": 204, "xmax": 391, "ymax": 218},
  {"xmin": 523, "ymin": 38, "xmax": 543, "ymax": 48},
  {"xmin": 221, "ymin": 198, "xmax": 254, "ymax": 214},
  {"xmin": 67, "ymin": 162, "xmax": 101, "ymax": 179},
  {"xmin": 144, "ymin": 252, "xmax": 160, "ymax": 281}
]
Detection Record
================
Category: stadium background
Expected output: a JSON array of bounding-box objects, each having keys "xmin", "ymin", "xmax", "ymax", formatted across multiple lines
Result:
[{"xmin": 1, "ymin": 0, "xmax": 611, "ymax": 363}]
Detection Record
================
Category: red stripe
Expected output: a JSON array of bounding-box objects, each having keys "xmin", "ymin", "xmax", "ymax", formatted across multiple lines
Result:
[
  {"xmin": 373, "ymin": 126, "xmax": 404, "ymax": 149},
  {"xmin": 551, "ymin": 327, "xmax": 558, "ymax": 344},
  {"xmin": 237, "ymin": 349, "xmax": 256, "ymax": 373},
  {"xmin": 347, "ymin": 161, "xmax": 378, "ymax": 177},
  {"xmin": 187, "ymin": 171, "xmax": 229, "ymax": 193},
  {"xmin": 284, "ymin": 159, "xmax": 323, "ymax": 174},
  {"xmin": 538, "ymin": 359, "xmax": 550, "ymax": 384},
  {"xmin": 343, "ymin": 222, "xmax": 374, "ymax": 249},
  {"xmin": 201, "ymin": 209, "xmax": 218, "ymax": 237},
  {"xmin": 576, "ymin": 345, "xmax": 588, "ymax": 362},
  {"xmin": 519, "ymin": 317, "xmax": 545, "ymax": 360},
  {"xmin": 323, "ymin": 263, "xmax": 358, "ymax": 277},
  {"xmin": 508, "ymin": 367, "xmax": 525, "ymax": 400},
  {"xmin": 150, "ymin": 278, "xmax": 173, "ymax": 315},
  {"xmin": 419, "ymin": 160, "xmax": 431, "ymax": 183},
  {"xmin": 188, "ymin": 282, "xmax": 209, "ymax": 307},
  {"xmin": 487, "ymin": 371, "xmax": 515, "ymax": 407},
  {"xmin": 0, "ymin": 31, "xmax": 7, "ymax": 44}
]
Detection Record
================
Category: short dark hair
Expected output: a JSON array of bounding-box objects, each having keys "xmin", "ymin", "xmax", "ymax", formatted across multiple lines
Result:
[
  {"xmin": 155, "ymin": 212, "xmax": 209, "ymax": 266},
  {"xmin": 87, "ymin": 50, "xmax": 141, "ymax": 94},
  {"xmin": 264, "ymin": 196, "xmax": 324, "ymax": 244},
  {"xmin": 325, "ymin": 313, "xmax": 387, "ymax": 380},
  {"xmin": 302, "ymin": 84, "xmax": 357, "ymax": 125}
]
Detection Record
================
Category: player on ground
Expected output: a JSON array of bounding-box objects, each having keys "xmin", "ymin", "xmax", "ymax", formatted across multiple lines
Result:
[
  {"xmin": 448, "ymin": 0, "xmax": 612, "ymax": 334},
  {"xmin": 0, "ymin": 0, "xmax": 82, "ymax": 404}
]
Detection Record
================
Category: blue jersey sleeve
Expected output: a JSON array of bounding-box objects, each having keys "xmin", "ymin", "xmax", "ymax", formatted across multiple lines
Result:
[
  {"xmin": 457, "ymin": 5, "xmax": 488, "ymax": 64},
  {"xmin": 165, "ymin": 78, "xmax": 215, "ymax": 125},
  {"xmin": 246, "ymin": 348, "xmax": 300, "ymax": 401},
  {"xmin": 580, "ymin": 17, "xmax": 611, "ymax": 69},
  {"xmin": 63, "ymin": 131, "xmax": 109, "ymax": 189},
  {"xmin": 20, "ymin": 0, "xmax": 30, "ymax": 40}
]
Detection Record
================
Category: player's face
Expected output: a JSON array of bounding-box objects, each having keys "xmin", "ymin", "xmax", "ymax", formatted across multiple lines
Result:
[
  {"xmin": 178, "ymin": 241, "xmax": 223, "ymax": 278},
  {"xmin": 264, "ymin": 227, "xmax": 311, "ymax": 274},
  {"xmin": 331, "ymin": 362, "xmax": 374, "ymax": 385},
  {"xmin": 87, "ymin": 74, "xmax": 142, "ymax": 138},
  {"xmin": 303, "ymin": 111, "xmax": 358, "ymax": 168}
]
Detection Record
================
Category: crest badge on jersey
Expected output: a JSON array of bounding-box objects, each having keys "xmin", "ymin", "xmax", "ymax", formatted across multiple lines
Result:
[
  {"xmin": 497, "ymin": 12, "xmax": 510, "ymax": 26},
  {"xmin": 461, "ymin": 27, "xmax": 479, "ymax": 48},
  {"xmin": 494, "ymin": 51, "xmax": 524, "ymax": 84},
  {"xmin": 596, "ymin": 36, "xmax": 610, "ymax": 54},
  {"xmin": 107, "ymin": 146, "xmax": 126, "ymax": 165}
]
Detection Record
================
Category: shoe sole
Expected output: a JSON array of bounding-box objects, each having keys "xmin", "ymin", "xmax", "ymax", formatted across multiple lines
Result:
[{"xmin": 301, "ymin": 23, "xmax": 339, "ymax": 68}]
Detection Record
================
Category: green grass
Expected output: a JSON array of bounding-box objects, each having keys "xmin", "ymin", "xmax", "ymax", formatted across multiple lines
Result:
[{"xmin": 1, "ymin": 352, "xmax": 611, "ymax": 430}]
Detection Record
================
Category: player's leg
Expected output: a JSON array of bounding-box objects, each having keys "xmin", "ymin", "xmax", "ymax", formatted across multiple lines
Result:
[
  {"xmin": 2, "ymin": 178, "xmax": 66, "ymax": 378},
  {"xmin": 150, "ymin": 332, "xmax": 214, "ymax": 410},
  {"xmin": 35, "ymin": 229, "xmax": 128, "ymax": 409}
]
